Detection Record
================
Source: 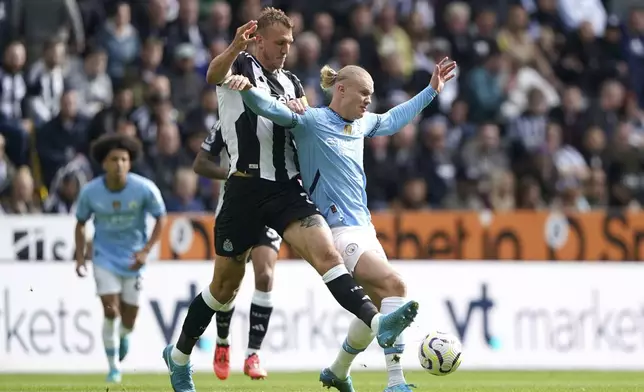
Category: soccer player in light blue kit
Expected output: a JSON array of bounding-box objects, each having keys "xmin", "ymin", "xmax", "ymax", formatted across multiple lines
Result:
[
  {"xmin": 74, "ymin": 134, "xmax": 167, "ymax": 383},
  {"xmin": 223, "ymin": 57, "xmax": 456, "ymax": 391}
]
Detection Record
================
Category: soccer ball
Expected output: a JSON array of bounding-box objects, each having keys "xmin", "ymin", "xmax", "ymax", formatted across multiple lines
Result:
[{"xmin": 418, "ymin": 331, "xmax": 463, "ymax": 376}]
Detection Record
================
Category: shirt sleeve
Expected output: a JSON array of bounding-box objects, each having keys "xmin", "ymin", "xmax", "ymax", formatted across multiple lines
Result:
[
  {"xmin": 145, "ymin": 182, "xmax": 167, "ymax": 218},
  {"xmin": 364, "ymin": 86, "xmax": 438, "ymax": 138},
  {"xmin": 75, "ymin": 187, "xmax": 92, "ymax": 223},
  {"xmin": 201, "ymin": 123, "xmax": 225, "ymax": 155},
  {"xmin": 239, "ymin": 87, "xmax": 312, "ymax": 130}
]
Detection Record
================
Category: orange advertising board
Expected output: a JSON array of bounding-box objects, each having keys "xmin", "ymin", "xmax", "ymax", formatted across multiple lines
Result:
[{"xmin": 158, "ymin": 211, "xmax": 644, "ymax": 261}]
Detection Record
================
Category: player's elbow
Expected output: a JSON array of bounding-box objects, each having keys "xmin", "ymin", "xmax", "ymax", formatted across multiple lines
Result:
[{"xmin": 192, "ymin": 154, "xmax": 208, "ymax": 176}]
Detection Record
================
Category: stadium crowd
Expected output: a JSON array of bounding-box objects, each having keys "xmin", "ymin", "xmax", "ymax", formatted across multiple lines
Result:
[{"xmin": 0, "ymin": 0, "xmax": 643, "ymax": 214}]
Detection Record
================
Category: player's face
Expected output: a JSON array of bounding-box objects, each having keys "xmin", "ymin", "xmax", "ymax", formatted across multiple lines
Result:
[
  {"xmin": 103, "ymin": 149, "xmax": 131, "ymax": 180},
  {"xmin": 256, "ymin": 23, "xmax": 293, "ymax": 71},
  {"xmin": 341, "ymin": 73, "xmax": 374, "ymax": 120}
]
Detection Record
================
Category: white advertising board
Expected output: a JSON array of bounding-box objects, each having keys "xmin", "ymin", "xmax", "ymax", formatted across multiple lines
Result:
[
  {"xmin": 0, "ymin": 262, "xmax": 643, "ymax": 373},
  {"xmin": 0, "ymin": 215, "xmax": 159, "ymax": 262}
]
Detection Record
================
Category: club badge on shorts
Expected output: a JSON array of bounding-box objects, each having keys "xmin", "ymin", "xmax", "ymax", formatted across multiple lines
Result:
[{"xmin": 345, "ymin": 243, "xmax": 358, "ymax": 256}]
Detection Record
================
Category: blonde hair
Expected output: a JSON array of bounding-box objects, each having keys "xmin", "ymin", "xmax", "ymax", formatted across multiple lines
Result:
[
  {"xmin": 257, "ymin": 7, "xmax": 293, "ymax": 31},
  {"xmin": 319, "ymin": 64, "xmax": 370, "ymax": 90}
]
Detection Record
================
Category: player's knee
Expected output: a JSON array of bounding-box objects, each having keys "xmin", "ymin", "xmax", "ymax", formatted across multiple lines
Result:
[
  {"xmin": 377, "ymin": 271, "xmax": 407, "ymax": 299},
  {"xmin": 103, "ymin": 305, "xmax": 120, "ymax": 319},
  {"xmin": 311, "ymin": 247, "xmax": 343, "ymax": 275}
]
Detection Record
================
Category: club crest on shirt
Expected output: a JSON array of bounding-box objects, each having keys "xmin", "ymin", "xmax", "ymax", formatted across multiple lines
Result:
[
  {"xmin": 343, "ymin": 125, "xmax": 352, "ymax": 135},
  {"xmin": 112, "ymin": 201, "xmax": 121, "ymax": 210}
]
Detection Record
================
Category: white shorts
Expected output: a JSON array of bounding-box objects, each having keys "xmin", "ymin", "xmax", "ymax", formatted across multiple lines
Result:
[
  {"xmin": 331, "ymin": 225, "xmax": 387, "ymax": 273},
  {"xmin": 93, "ymin": 264, "xmax": 143, "ymax": 306}
]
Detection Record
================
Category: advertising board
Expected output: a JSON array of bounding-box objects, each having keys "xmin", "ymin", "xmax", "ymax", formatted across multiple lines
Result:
[
  {"xmin": 2, "ymin": 210, "xmax": 642, "ymax": 262},
  {"xmin": 1, "ymin": 262, "xmax": 643, "ymax": 372}
]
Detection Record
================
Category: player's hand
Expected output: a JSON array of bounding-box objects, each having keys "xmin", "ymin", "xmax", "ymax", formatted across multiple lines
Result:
[
  {"xmin": 430, "ymin": 57, "xmax": 457, "ymax": 93},
  {"xmin": 232, "ymin": 20, "xmax": 258, "ymax": 52},
  {"xmin": 75, "ymin": 258, "xmax": 87, "ymax": 278},
  {"xmin": 223, "ymin": 74, "xmax": 253, "ymax": 91},
  {"xmin": 130, "ymin": 250, "xmax": 149, "ymax": 271},
  {"xmin": 286, "ymin": 98, "xmax": 307, "ymax": 114}
]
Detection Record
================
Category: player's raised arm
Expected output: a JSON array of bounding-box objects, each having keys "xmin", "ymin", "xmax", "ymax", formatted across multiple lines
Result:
[
  {"xmin": 206, "ymin": 20, "xmax": 257, "ymax": 85},
  {"xmin": 223, "ymin": 74, "xmax": 307, "ymax": 129},
  {"xmin": 365, "ymin": 58, "xmax": 456, "ymax": 137}
]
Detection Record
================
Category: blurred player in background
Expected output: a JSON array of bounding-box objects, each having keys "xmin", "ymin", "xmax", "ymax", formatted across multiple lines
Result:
[
  {"xmin": 224, "ymin": 57, "xmax": 455, "ymax": 391},
  {"xmin": 74, "ymin": 134, "xmax": 167, "ymax": 383},
  {"xmin": 193, "ymin": 124, "xmax": 281, "ymax": 380}
]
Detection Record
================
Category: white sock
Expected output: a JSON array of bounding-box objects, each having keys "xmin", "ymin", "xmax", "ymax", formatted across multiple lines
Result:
[
  {"xmin": 119, "ymin": 324, "xmax": 132, "ymax": 338},
  {"xmin": 103, "ymin": 317, "xmax": 119, "ymax": 370},
  {"xmin": 171, "ymin": 287, "xmax": 227, "ymax": 366},
  {"xmin": 381, "ymin": 297, "xmax": 407, "ymax": 387},
  {"xmin": 246, "ymin": 348, "xmax": 259, "ymax": 357},
  {"xmin": 329, "ymin": 317, "xmax": 375, "ymax": 379},
  {"xmin": 251, "ymin": 289, "xmax": 273, "ymax": 307}
]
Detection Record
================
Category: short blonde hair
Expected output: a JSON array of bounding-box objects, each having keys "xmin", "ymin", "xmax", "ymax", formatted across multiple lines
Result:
[
  {"xmin": 257, "ymin": 7, "xmax": 293, "ymax": 31},
  {"xmin": 319, "ymin": 64, "xmax": 369, "ymax": 90}
]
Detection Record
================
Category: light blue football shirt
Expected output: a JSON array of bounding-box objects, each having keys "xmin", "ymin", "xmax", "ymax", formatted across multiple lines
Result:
[
  {"xmin": 76, "ymin": 173, "xmax": 166, "ymax": 277},
  {"xmin": 239, "ymin": 84, "xmax": 437, "ymax": 227}
]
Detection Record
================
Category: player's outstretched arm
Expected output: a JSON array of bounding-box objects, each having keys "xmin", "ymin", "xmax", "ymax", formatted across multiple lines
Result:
[
  {"xmin": 366, "ymin": 58, "xmax": 456, "ymax": 137},
  {"xmin": 206, "ymin": 20, "xmax": 257, "ymax": 85},
  {"xmin": 223, "ymin": 75, "xmax": 306, "ymax": 129}
]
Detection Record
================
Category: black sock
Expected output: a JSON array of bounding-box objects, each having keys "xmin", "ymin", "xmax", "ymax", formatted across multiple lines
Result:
[
  {"xmin": 176, "ymin": 293, "xmax": 216, "ymax": 355},
  {"xmin": 248, "ymin": 303, "xmax": 273, "ymax": 350},
  {"xmin": 325, "ymin": 273, "xmax": 378, "ymax": 327},
  {"xmin": 215, "ymin": 307, "xmax": 235, "ymax": 342}
]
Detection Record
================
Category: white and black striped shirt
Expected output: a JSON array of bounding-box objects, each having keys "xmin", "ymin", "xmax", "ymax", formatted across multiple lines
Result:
[
  {"xmin": 26, "ymin": 61, "xmax": 65, "ymax": 122},
  {"xmin": 0, "ymin": 67, "xmax": 26, "ymax": 120},
  {"xmin": 216, "ymin": 52, "xmax": 305, "ymax": 182}
]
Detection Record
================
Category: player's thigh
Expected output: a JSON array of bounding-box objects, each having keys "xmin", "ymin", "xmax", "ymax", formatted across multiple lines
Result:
[
  {"xmin": 250, "ymin": 227, "xmax": 280, "ymax": 291},
  {"xmin": 120, "ymin": 275, "xmax": 143, "ymax": 308},
  {"xmin": 334, "ymin": 226, "xmax": 406, "ymax": 299},
  {"xmin": 93, "ymin": 264, "xmax": 123, "ymax": 317},
  {"xmin": 214, "ymin": 192, "xmax": 264, "ymax": 258},
  {"xmin": 263, "ymin": 181, "xmax": 340, "ymax": 274}
]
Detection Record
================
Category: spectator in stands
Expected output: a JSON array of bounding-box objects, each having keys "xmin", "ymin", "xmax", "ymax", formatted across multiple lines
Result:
[
  {"xmin": 417, "ymin": 117, "xmax": 457, "ymax": 208},
  {"xmin": 625, "ymin": 7, "xmax": 644, "ymax": 107},
  {"xmin": 312, "ymin": 12, "xmax": 336, "ymax": 63},
  {"xmin": 169, "ymin": 43, "xmax": 204, "ymax": 116},
  {"xmin": 0, "ymin": 133, "xmax": 15, "ymax": 196},
  {"xmin": 148, "ymin": 121, "xmax": 191, "ymax": 199},
  {"xmin": 466, "ymin": 48, "xmax": 506, "ymax": 123},
  {"xmin": 203, "ymin": 1, "xmax": 232, "ymax": 43},
  {"xmin": 516, "ymin": 176, "xmax": 546, "ymax": 210},
  {"xmin": 396, "ymin": 175, "xmax": 430, "ymax": 210},
  {"xmin": 96, "ymin": 1, "xmax": 140, "ymax": 84},
  {"xmin": 489, "ymin": 169, "xmax": 516, "ymax": 211},
  {"xmin": 183, "ymin": 87, "xmax": 218, "ymax": 139},
  {"xmin": 165, "ymin": 0, "xmax": 209, "ymax": 70},
  {"xmin": 42, "ymin": 170, "xmax": 83, "ymax": 214},
  {"xmin": 72, "ymin": 46, "xmax": 113, "ymax": 118},
  {"xmin": 125, "ymin": 37, "xmax": 166, "ymax": 107},
  {"xmin": 607, "ymin": 122, "xmax": 644, "ymax": 208},
  {"xmin": 1, "ymin": 166, "xmax": 39, "ymax": 214},
  {"xmin": 138, "ymin": 0, "xmax": 170, "ymax": 41},
  {"xmin": 26, "ymin": 38, "xmax": 67, "ymax": 126},
  {"xmin": 0, "ymin": 41, "xmax": 30, "ymax": 166},
  {"xmin": 293, "ymin": 32, "xmax": 322, "ymax": 93},
  {"xmin": 35, "ymin": 88, "xmax": 88, "ymax": 190},
  {"xmin": 548, "ymin": 84, "xmax": 587, "ymax": 148},
  {"xmin": 11, "ymin": 0, "xmax": 85, "ymax": 66},
  {"xmin": 87, "ymin": 84, "xmax": 135, "ymax": 147},
  {"xmin": 166, "ymin": 167, "xmax": 205, "ymax": 212}
]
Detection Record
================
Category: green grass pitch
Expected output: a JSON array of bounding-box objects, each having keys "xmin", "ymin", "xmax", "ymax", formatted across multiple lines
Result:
[{"xmin": 1, "ymin": 371, "xmax": 644, "ymax": 392}]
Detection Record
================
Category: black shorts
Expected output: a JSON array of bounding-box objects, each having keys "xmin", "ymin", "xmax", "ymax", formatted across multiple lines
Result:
[{"xmin": 215, "ymin": 176, "xmax": 320, "ymax": 257}]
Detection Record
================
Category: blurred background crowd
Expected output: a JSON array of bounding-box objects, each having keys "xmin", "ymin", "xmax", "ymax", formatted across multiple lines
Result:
[{"xmin": 0, "ymin": 0, "xmax": 643, "ymax": 215}]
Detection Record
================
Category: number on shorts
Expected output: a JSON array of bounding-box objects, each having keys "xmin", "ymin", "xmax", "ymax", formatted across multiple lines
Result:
[
  {"xmin": 300, "ymin": 192, "xmax": 315, "ymax": 205},
  {"xmin": 134, "ymin": 276, "xmax": 143, "ymax": 291},
  {"xmin": 266, "ymin": 228, "xmax": 282, "ymax": 250}
]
